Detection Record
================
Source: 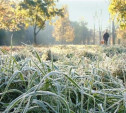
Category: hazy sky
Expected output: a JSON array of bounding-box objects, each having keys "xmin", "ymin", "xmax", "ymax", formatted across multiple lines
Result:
[{"xmin": 58, "ymin": 0, "xmax": 110, "ymax": 30}]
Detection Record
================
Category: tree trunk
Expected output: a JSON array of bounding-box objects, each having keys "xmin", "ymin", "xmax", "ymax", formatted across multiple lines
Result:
[
  {"xmin": 93, "ymin": 24, "xmax": 95, "ymax": 45},
  {"xmin": 87, "ymin": 37, "xmax": 90, "ymax": 45},
  {"xmin": 34, "ymin": 33, "xmax": 37, "ymax": 45},
  {"xmin": 112, "ymin": 21, "xmax": 116, "ymax": 45},
  {"xmin": 118, "ymin": 39, "xmax": 121, "ymax": 44},
  {"xmin": 98, "ymin": 10, "xmax": 102, "ymax": 45},
  {"xmin": 83, "ymin": 37, "xmax": 85, "ymax": 44},
  {"xmin": 83, "ymin": 31, "xmax": 85, "ymax": 44},
  {"xmin": 99, "ymin": 29, "xmax": 102, "ymax": 44},
  {"xmin": 33, "ymin": 26, "xmax": 37, "ymax": 45}
]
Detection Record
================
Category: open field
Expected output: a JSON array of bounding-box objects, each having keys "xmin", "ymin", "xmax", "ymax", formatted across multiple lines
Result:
[{"xmin": 0, "ymin": 45, "xmax": 126, "ymax": 113}]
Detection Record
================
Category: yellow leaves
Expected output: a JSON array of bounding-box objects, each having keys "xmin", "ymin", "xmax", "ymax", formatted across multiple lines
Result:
[
  {"xmin": 25, "ymin": 23, "xmax": 29, "ymax": 28},
  {"xmin": 48, "ymin": 7, "xmax": 54, "ymax": 13},
  {"xmin": 53, "ymin": 6, "xmax": 74, "ymax": 43},
  {"xmin": 117, "ymin": 28, "xmax": 126, "ymax": 39},
  {"xmin": 0, "ymin": 0, "xmax": 63, "ymax": 32},
  {"xmin": 109, "ymin": 0, "xmax": 126, "ymax": 29},
  {"xmin": 0, "ymin": 0, "xmax": 27, "ymax": 31}
]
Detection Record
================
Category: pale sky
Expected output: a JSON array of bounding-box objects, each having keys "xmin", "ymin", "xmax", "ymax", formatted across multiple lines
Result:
[{"xmin": 58, "ymin": 0, "xmax": 110, "ymax": 30}]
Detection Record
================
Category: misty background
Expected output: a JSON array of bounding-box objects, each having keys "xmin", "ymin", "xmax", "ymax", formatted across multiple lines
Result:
[{"xmin": 0, "ymin": 0, "xmax": 111, "ymax": 45}]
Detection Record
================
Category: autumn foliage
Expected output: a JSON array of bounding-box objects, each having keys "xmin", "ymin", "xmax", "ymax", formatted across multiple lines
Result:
[
  {"xmin": 117, "ymin": 29, "xmax": 126, "ymax": 39},
  {"xmin": 0, "ymin": 0, "xmax": 26, "ymax": 31},
  {"xmin": 109, "ymin": 0, "xmax": 126, "ymax": 29},
  {"xmin": 0, "ymin": 0, "xmax": 63, "ymax": 44},
  {"xmin": 53, "ymin": 6, "xmax": 75, "ymax": 43}
]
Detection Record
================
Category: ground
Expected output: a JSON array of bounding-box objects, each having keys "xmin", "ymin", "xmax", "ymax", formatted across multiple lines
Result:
[{"xmin": 0, "ymin": 45, "xmax": 126, "ymax": 113}]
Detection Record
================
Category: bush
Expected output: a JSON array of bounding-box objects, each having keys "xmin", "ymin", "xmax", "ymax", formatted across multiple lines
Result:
[
  {"xmin": 79, "ymin": 51, "xmax": 99, "ymax": 61},
  {"xmin": 103, "ymin": 46, "xmax": 126, "ymax": 57}
]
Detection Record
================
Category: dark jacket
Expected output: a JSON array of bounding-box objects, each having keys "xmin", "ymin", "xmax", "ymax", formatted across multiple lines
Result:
[{"xmin": 103, "ymin": 32, "xmax": 109, "ymax": 41}]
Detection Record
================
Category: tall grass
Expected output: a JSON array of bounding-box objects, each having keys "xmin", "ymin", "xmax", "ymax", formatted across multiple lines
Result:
[{"xmin": 0, "ymin": 45, "xmax": 126, "ymax": 113}]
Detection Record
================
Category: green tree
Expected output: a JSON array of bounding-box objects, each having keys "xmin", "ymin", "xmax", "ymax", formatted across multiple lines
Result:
[
  {"xmin": 79, "ymin": 20, "xmax": 89, "ymax": 44},
  {"xmin": 71, "ymin": 21, "xmax": 82, "ymax": 44},
  {"xmin": 53, "ymin": 6, "xmax": 75, "ymax": 44},
  {"xmin": 109, "ymin": 0, "xmax": 126, "ymax": 29},
  {"xmin": 71, "ymin": 20, "xmax": 92, "ymax": 44},
  {"xmin": 19, "ymin": 0, "xmax": 63, "ymax": 45}
]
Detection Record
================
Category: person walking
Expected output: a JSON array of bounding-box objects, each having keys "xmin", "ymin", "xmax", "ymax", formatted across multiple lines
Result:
[{"xmin": 103, "ymin": 30, "xmax": 110, "ymax": 45}]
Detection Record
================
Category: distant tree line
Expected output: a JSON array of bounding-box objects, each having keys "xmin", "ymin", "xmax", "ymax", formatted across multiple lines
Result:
[
  {"xmin": 0, "ymin": 0, "xmax": 126, "ymax": 45},
  {"xmin": 0, "ymin": 1, "xmax": 95, "ymax": 46},
  {"xmin": 0, "ymin": 5, "xmax": 94, "ymax": 45},
  {"xmin": 0, "ymin": 23, "xmax": 55, "ymax": 45},
  {"xmin": 0, "ymin": 20, "xmax": 94, "ymax": 45},
  {"xmin": 71, "ymin": 21, "xmax": 93, "ymax": 45}
]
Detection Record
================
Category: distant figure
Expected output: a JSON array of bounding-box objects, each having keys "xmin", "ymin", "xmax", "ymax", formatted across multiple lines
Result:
[{"xmin": 103, "ymin": 30, "xmax": 110, "ymax": 45}]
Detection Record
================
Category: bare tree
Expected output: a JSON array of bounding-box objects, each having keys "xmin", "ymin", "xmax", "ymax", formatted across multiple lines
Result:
[
  {"xmin": 98, "ymin": 10, "xmax": 103, "ymax": 44},
  {"xmin": 93, "ymin": 12, "xmax": 97, "ymax": 45}
]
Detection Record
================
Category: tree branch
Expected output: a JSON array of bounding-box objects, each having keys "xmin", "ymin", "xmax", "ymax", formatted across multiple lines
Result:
[{"xmin": 36, "ymin": 27, "xmax": 42, "ymax": 35}]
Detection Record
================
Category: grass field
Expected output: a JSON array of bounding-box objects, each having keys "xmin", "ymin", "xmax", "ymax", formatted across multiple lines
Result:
[{"xmin": 0, "ymin": 45, "xmax": 126, "ymax": 113}]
